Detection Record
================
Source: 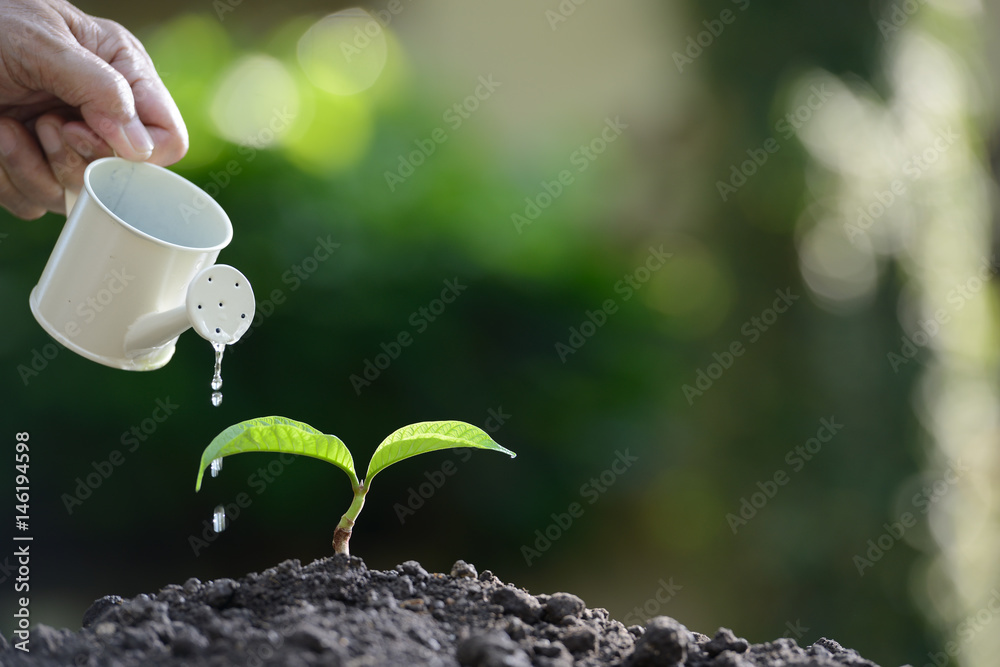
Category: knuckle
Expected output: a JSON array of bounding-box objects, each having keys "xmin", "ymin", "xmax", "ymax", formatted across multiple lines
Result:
[
  {"xmin": 95, "ymin": 19, "xmax": 147, "ymax": 66},
  {"xmin": 95, "ymin": 17, "xmax": 129, "ymax": 38}
]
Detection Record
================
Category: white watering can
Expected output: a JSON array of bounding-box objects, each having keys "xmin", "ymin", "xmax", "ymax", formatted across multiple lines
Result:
[{"xmin": 29, "ymin": 157, "xmax": 256, "ymax": 371}]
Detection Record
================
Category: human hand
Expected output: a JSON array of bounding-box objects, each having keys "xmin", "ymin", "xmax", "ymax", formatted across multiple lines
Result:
[{"xmin": 0, "ymin": 0, "xmax": 187, "ymax": 219}]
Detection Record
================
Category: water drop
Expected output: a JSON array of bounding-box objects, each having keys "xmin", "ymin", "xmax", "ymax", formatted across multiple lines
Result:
[
  {"xmin": 212, "ymin": 505, "xmax": 227, "ymax": 533},
  {"xmin": 210, "ymin": 341, "xmax": 225, "ymax": 405},
  {"xmin": 210, "ymin": 457, "xmax": 223, "ymax": 478}
]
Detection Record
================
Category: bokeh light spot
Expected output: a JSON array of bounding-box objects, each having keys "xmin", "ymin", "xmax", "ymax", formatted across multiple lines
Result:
[
  {"xmin": 144, "ymin": 15, "xmax": 235, "ymax": 168},
  {"xmin": 297, "ymin": 9, "xmax": 389, "ymax": 96},
  {"xmin": 281, "ymin": 71, "xmax": 374, "ymax": 174},
  {"xmin": 798, "ymin": 219, "xmax": 878, "ymax": 310},
  {"xmin": 210, "ymin": 55, "xmax": 300, "ymax": 148}
]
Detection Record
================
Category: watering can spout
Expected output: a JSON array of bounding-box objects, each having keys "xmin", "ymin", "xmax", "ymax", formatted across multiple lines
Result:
[{"xmin": 124, "ymin": 265, "xmax": 255, "ymax": 357}]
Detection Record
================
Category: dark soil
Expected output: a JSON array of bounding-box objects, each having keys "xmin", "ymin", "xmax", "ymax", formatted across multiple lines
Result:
[{"xmin": 0, "ymin": 556, "xmax": 891, "ymax": 667}]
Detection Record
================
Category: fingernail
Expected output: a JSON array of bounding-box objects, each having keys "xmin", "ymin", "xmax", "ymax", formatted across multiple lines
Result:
[
  {"xmin": 37, "ymin": 123, "xmax": 62, "ymax": 155},
  {"xmin": 123, "ymin": 117, "xmax": 154, "ymax": 159},
  {"xmin": 0, "ymin": 124, "xmax": 16, "ymax": 157}
]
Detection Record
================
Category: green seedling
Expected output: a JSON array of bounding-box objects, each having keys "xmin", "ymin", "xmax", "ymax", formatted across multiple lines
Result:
[{"xmin": 195, "ymin": 416, "xmax": 516, "ymax": 555}]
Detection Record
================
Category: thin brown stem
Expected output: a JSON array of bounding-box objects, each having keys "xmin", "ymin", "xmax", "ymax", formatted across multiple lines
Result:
[{"xmin": 333, "ymin": 486, "xmax": 367, "ymax": 555}]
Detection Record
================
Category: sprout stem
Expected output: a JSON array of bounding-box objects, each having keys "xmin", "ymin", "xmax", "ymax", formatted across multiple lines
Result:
[{"xmin": 333, "ymin": 485, "xmax": 367, "ymax": 555}]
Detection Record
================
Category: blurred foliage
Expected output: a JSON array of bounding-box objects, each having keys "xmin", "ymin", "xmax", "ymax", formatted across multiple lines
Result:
[{"xmin": 1, "ymin": 2, "xmax": 995, "ymax": 666}]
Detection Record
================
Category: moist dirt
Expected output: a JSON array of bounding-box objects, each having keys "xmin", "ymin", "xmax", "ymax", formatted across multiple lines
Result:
[{"xmin": 0, "ymin": 556, "xmax": 893, "ymax": 666}]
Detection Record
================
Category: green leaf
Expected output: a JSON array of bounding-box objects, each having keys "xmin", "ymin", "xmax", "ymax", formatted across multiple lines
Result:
[
  {"xmin": 195, "ymin": 416, "xmax": 357, "ymax": 492},
  {"xmin": 364, "ymin": 420, "xmax": 515, "ymax": 486}
]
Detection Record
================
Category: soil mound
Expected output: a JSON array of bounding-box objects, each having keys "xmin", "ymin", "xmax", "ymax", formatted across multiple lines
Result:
[{"xmin": 0, "ymin": 556, "xmax": 888, "ymax": 666}]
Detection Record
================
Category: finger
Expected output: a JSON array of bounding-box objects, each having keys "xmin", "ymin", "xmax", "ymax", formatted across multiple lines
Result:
[
  {"xmin": 0, "ymin": 167, "xmax": 45, "ymax": 220},
  {"xmin": 71, "ymin": 16, "xmax": 185, "ymax": 164},
  {"xmin": 55, "ymin": 48, "xmax": 155, "ymax": 161},
  {"xmin": 61, "ymin": 121, "xmax": 116, "ymax": 162},
  {"xmin": 17, "ymin": 34, "xmax": 153, "ymax": 161},
  {"xmin": 0, "ymin": 99, "xmax": 73, "ymax": 126},
  {"xmin": 87, "ymin": 19, "xmax": 188, "ymax": 166},
  {"xmin": 1, "ymin": 3, "xmax": 153, "ymax": 160},
  {"xmin": 36, "ymin": 115, "xmax": 87, "ymax": 196},
  {"xmin": 130, "ymin": 75, "xmax": 188, "ymax": 167},
  {"xmin": 0, "ymin": 119, "xmax": 61, "ymax": 218},
  {"xmin": 13, "ymin": 6, "xmax": 186, "ymax": 166}
]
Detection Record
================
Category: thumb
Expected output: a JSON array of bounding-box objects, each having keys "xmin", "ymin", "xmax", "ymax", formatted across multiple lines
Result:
[{"xmin": 35, "ymin": 42, "xmax": 154, "ymax": 160}]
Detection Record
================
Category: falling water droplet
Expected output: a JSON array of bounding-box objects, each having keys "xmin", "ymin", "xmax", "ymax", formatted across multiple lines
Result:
[
  {"xmin": 210, "ymin": 457, "xmax": 223, "ymax": 478},
  {"xmin": 210, "ymin": 341, "xmax": 225, "ymax": 406},
  {"xmin": 212, "ymin": 505, "xmax": 227, "ymax": 533}
]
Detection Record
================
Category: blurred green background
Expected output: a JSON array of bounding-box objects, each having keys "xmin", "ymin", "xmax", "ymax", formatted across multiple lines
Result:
[{"xmin": 3, "ymin": 1, "xmax": 999, "ymax": 666}]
